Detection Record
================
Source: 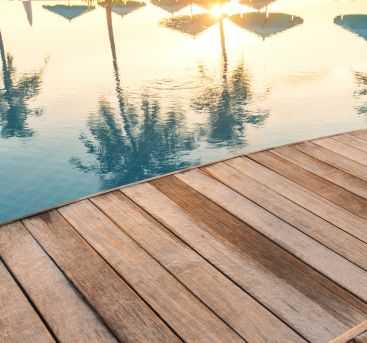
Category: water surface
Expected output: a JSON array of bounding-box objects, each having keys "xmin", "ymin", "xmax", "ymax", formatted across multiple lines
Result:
[{"xmin": 1, "ymin": 0, "xmax": 367, "ymax": 222}]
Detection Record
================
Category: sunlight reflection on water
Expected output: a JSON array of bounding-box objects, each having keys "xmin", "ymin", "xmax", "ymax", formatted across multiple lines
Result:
[{"xmin": 0, "ymin": 0, "xmax": 366, "ymax": 222}]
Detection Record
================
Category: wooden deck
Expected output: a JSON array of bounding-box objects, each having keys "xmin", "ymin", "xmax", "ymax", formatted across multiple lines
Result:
[{"xmin": 1, "ymin": 129, "xmax": 367, "ymax": 343}]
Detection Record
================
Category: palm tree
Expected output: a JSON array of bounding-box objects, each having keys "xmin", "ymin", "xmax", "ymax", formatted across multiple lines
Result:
[{"xmin": 0, "ymin": 31, "xmax": 46, "ymax": 138}]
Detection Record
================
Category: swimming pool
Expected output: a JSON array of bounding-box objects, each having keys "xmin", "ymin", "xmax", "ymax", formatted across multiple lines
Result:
[{"xmin": 0, "ymin": 0, "xmax": 366, "ymax": 223}]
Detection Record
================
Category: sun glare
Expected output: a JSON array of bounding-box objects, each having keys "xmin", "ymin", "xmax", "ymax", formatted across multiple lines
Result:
[{"xmin": 210, "ymin": 5, "xmax": 224, "ymax": 19}]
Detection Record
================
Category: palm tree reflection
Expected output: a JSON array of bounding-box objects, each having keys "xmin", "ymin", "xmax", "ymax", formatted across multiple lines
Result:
[
  {"xmin": 354, "ymin": 72, "xmax": 367, "ymax": 116},
  {"xmin": 192, "ymin": 19, "xmax": 268, "ymax": 145},
  {"xmin": 0, "ymin": 31, "xmax": 46, "ymax": 138},
  {"xmin": 73, "ymin": 1, "xmax": 269, "ymax": 187},
  {"xmin": 72, "ymin": 98, "xmax": 196, "ymax": 187},
  {"xmin": 72, "ymin": 0, "xmax": 196, "ymax": 187}
]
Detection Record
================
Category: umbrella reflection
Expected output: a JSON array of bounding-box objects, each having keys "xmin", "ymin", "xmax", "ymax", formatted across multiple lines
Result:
[
  {"xmin": 334, "ymin": 15, "xmax": 367, "ymax": 41},
  {"xmin": 240, "ymin": 0, "xmax": 276, "ymax": 11},
  {"xmin": 195, "ymin": 0, "xmax": 229, "ymax": 11},
  {"xmin": 152, "ymin": 0, "xmax": 192, "ymax": 15},
  {"xmin": 98, "ymin": 0, "xmax": 145, "ymax": 18},
  {"xmin": 0, "ymin": 31, "xmax": 46, "ymax": 138},
  {"xmin": 161, "ymin": 13, "xmax": 222, "ymax": 37},
  {"xmin": 42, "ymin": 4, "xmax": 95, "ymax": 21},
  {"xmin": 230, "ymin": 12, "xmax": 303, "ymax": 39}
]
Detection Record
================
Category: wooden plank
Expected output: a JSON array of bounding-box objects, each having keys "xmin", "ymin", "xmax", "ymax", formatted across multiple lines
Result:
[
  {"xmin": 272, "ymin": 145, "xmax": 367, "ymax": 199},
  {"xmin": 355, "ymin": 331, "xmax": 367, "ymax": 343},
  {"xmin": 91, "ymin": 190, "xmax": 305, "ymax": 343},
  {"xmin": 352, "ymin": 129, "xmax": 367, "ymax": 142},
  {"xmin": 22, "ymin": 210, "xmax": 179, "ymax": 343},
  {"xmin": 0, "ymin": 260, "xmax": 54, "ymax": 343},
  {"xmin": 59, "ymin": 200, "xmax": 243, "ymax": 343},
  {"xmin": 313, "ymin": 137, "xmax": 367, "ymax": 166},
  {"xmin": 329, "ymin": 320, "xmax": 367, "ymax": 343},
  {"xmin": 249, "ymin": 150, "xmax": 367, "ymax": 220},
  {"xmin": 0, "ymin": 221, "xmax": 117, "ymax": 343},
  {"xmin": 175, "ymin": 170, "xmax": 367, "ymax": 301},
  {"xmin": 230, "ymin": 156, "xmax": 367, "ymax": 244},
  {"xmin": 293, "ymin": 141, "xmax": 367, "ymax": 182},
  {"xmin": 334, "ymin": 134, "xmax": 367, "ymax": 153},
  {"xmin": 123, "ymin": 180, "xmax": 367, "ymax": 343},
  {"xmin": 204, "ymin": 161, "xmax": 367, "ymax": 271}
]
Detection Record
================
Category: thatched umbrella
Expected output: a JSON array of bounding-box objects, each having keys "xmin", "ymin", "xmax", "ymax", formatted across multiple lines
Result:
[{"xmin": 334, "ymin": 15, "xmax": 367, "ymax": 41}]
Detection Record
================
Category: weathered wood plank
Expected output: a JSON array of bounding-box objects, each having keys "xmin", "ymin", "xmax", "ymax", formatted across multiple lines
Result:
[
  {"xmin": 293, "ymin": 141, "xmax": 367, "ymax": 182},
  {"xmin": 0, "ymin": 221, "xmax": 117, "ymax": 343},
  {"xmin": 352, "ymin": 129, "xmax": 367, "ymax": 142},
  {"xmin": 230, "ymin": 156, "xmax": 367, "ymax": 244},
  {"xmin": 334, "ymin": 134, "xmax": 367, "ymax": 153},
  {"xmin": 249, "ymin": 150, "xmax": 367, "ymax": 220},
  {"xmin": 313, "ymin": 137, "xmax": 367, "ymax": 166},
  {"xmin": 175, "ymin": 169, "xmax": 367, "ymax": 301},
  {"xmin": 123, "ymin": 180, "xmax": 367, "ymax": 343},
  {"xmin": 0, "ymin": 260, "xmax": 54, "ymax": 343},
  {"xmin": 329, "ymin": 320, "xmax": 367, "ymax": 343},
  {"xmin": 22, "ymin": 210, "xmax": 179, "ymax": 343},
  {"xmin": 272, "ymin": 145, "xmax": 367, "ymax": 199},
  {"xmin": 91, "ymin": 190, "xmax": 305, "ymax": 343},
  {"xmin": 355, "ymin": 331, "xmax": 367, "ymax": 343},
  {"xmin": 58, "ymin": 200, "xmax": 243, "ymax": 343},
  {"xmin": 204, "ymin": 160, "xmax": 367, "ymax": 271}
]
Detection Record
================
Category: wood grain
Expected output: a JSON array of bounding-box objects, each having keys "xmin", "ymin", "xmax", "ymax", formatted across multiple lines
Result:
[
  {"xmin": 249, "ymin": 150, "xmax": 367, "ymax": 220},
  {"xmin": 91, "ymin": 190, "xmax": 304, "ymax": 343},
  {"xmin": 313, "ymin": 137, "xmax": 367, "ymax": 166},
  {"xmin": 0, "ymin": 221, "xmax": 117, "ymax": 343},
  {"xmin": 329, "ymin": 320, "xmax": 367, "ymax": 343},
  {"xmin": 22, "ymin": 210, "xmax": 179, "ymax": 343},
  {"xmin": 0, "ymin": 260, "xmax": 54, "ymax": 343},
  {"xmin": 333, "ymin": 134, "xmax": 367, "ymax": 153},
  {"xmin": 352, "ymin": 129, "xmax": 367, "ymax": 142},
  {"xmin": 355, "ymin": 331, "xmax": 367, "ymax": 343},
  {"xmin": 175, "ymin": 169, "xmax": 367, "ymax": 302},
  {"xmin": 272, "ymin": 145, "xmax": 367, "ymax": 199},
  {"xmin": 204, "ymin": 160, "xmax": 367, "ymax": 271},
  {"xmin": 59, "ymin": 200, "xmax": 243, "ymax": 343},
  {"xmin": 230, "ymin": 156, "xmax": 367, "ymax": 244},
  {"xmin": 123, "ymin": 179, "xmax": 367, "ymax": 343},
  {"xmin": 294, "ymin": 141, "xmax": 367, "ymax": 182}
]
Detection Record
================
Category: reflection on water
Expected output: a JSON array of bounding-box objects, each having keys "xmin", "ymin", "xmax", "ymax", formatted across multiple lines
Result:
[
  {"xmin": 334, "ymin": 15, "xmax": 367, "ymax": 41},
  {"xmin": 161, "ymin": 13, "xmax": 221, "ymax": 36},
  {"xmin": 230, "ymin": 12, "xmax": 303, "ymax": 39},
  {"xmin": 0, "ymin": 32, "xmax": 46, "ymax": 138},
  {"xmin": 72, "ymin": 97, "xmax": 196, "ymax": 187},
  {"xmin": 72, "ymin": 0, "xmax": 196, "ymax": 187},
  {"xmin": 43, "ymin": 4, "xmax": 96, "ymax": 21},
  {"xmin": 354, "ymin": 72, "xmax": 367, "ymax": 116},
  {"xmin": 0, "ymin": 0, "xmax": 367, "ymax": 222}
]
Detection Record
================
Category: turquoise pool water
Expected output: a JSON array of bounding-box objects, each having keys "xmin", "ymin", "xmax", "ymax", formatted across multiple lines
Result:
[{"xmin": 0, "ymin": 0, "xmax": 366, "ymax": 222}]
